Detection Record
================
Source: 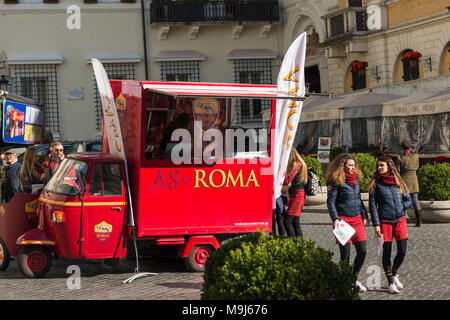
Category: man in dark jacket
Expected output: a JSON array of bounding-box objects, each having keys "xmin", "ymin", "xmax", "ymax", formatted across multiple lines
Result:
[{"xmin": 2, "ymin": 149, "xmax": 22, "ymax": 203}]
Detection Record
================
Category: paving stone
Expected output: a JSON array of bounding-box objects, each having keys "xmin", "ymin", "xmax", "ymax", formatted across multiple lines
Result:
[{"xmin": 0, "ymin": 205, "xmax": 448, "ymax": 300}]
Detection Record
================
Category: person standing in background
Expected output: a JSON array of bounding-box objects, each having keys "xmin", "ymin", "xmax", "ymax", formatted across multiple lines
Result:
[
  {"xmin": 2, "ymin": 150, "xmax": 22, "ymax": 202},
  {"xmin": 396, "ymin": 139, "xmax": 421, "ymax": 227},
  {"xmin": 283, "ymin": 148, "xmax": 307, "ymax": 239},
  {"xmin": 44, "ymin": 142, "xmax": 65, "ymax": 183},
  {"xmin": 20, "ymin": 147, "xmax": 44, "ymax": 193}
]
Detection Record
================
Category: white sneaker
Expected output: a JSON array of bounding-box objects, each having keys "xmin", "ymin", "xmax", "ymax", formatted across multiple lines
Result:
[
  {"xmin": 355, "ymin": 280, "xmax": 367, "ymax": 293},
  {"xmin": 389, "ymin": 283, "xmax": 400, "ymax": 294},
  {"xmin": 393, "ymin": 275, "xmax": 403, "ymax": 290}
]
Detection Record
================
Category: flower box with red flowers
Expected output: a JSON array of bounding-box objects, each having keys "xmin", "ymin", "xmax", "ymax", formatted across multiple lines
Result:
[
  {"xmin": 351, "ymin": 61, "xmax": 368, "ymax": 73},
  {"xmin": 402, "ymin": 51, "xmax": 422, "ymax": 61}
]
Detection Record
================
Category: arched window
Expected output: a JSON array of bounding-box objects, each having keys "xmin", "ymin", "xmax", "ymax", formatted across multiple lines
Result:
[
  {"xmin": 401, "ymin": 49, "xmax": 422, "ymax": 81},
  {"xmin": 350, "ymin": 60, "xmax": 368, "ymax": 91},
  {"xmin": 439, "ymin": 42, "xmax": 450, "ymax": 75}
]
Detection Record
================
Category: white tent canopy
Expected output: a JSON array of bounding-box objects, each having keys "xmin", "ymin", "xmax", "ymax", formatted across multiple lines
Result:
[{"xmin": 381, "ymin": 88, "xmax": 450, "ymax": 154}]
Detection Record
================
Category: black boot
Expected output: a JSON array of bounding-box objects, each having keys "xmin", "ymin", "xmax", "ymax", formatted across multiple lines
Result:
[{"xmin": 414, "ymin": 209, "xmax": 422, "ymax": 227}]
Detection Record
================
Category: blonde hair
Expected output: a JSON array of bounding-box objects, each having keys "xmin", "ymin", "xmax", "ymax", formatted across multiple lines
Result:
[
  {"xmin": 20, "ymin": 147, "xmax": 41, "ymax": 190},
  {"xmin": 325, "ymin": 153, "xmax": 363, "ymax": 186},
  {"xmin": 367, "ymin": 156, "xmax": 409, "ymax": 196},
  {"xmin": 286, "ymin": 148, "xmax": 308, "ymax": 184}
]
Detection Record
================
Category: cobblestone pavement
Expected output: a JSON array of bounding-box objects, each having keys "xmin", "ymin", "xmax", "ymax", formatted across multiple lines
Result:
[
  {"xmin": 0, "ymin": 205, "xmax": 448, "ymax": 300},
  {"xmin": 300, "ymin": 205, "xmax": 450, "ymax": 300}
]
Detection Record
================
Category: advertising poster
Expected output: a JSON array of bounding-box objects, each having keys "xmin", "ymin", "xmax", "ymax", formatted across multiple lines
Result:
[
  {"xmin": 2, "ymin": 99, "xmax": 43, "ymax": 144},
  {"xmin": 317, "ymin": 136, "xmax": 331, "ymax": 163}
]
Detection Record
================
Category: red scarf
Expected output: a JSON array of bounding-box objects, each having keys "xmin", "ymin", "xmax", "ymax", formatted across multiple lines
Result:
[
  {"xmin": 345, "ymin": 172, "xmax": 356, "ymax": 187},
  {"xmin": 380, "ymin": 174, "xmax": 395, "ymax": 185}
]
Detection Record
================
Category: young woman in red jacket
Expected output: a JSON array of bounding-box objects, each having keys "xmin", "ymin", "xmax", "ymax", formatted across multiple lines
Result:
[{"xmin": 282, "ymin": 148, "xmax": 308, "ymax": 239}]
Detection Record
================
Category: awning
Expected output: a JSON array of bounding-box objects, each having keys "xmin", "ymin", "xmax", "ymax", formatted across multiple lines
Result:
[
  {"xmin": 226, "ymin": 49, "xmax": 277, "ymax": 60},
  {"xmin": 300, "ymin": 91, "xmax": 404, "ymax": 122},
  {"xmin": 142, "ymin": 81, "xmax": 305, "ymax": 100},
  {"xmin": 8, "ymin": 53, "xmax": 64, "ymax": 65},
  {"xmin": 153, "ymin": 50, "xmax": 206, "ymax": 62},
  {"xmin": 382, "ymin": 89, "xmax": 450, "ymax": 117},
  {"xmin": 86, "ymin": 52, "xmax": 141, "ymax": 64},
  {"xmin": 343, "ymin": 92, "xmax": 404, "ymax": 118}
]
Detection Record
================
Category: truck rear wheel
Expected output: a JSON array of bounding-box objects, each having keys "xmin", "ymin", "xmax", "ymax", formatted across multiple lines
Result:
[
  {"xmin": 18, "ymin": 246, "xmax": 53, "ymax": 278},
  {"xmin": 185, "ymin": 245, "xmax": 213, "ymax": 272},
  {"xmin": 0, "ymin": 238, "xmax": 11, "ymax": 271}
]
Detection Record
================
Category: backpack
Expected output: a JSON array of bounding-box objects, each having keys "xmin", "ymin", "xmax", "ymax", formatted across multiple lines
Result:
[{"xmin": 305, "ymin": 168, "xmax": 321, "ymax": 196}]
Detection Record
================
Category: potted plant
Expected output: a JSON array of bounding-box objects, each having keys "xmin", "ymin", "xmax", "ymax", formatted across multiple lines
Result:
[
  {"xmin": 406, "ymin": 161, "xmax": 450, "ymax": 223},
  {"xmin": 351, "ymin": 61, "xmax": 368, "ymax": 75},
  {"xmin": 303, "ymin": 155, "xmax": 327, "ymax": 206},
  {"xmin": 401, "ymin": 51, "xmax": 422, "ymax": 68}
]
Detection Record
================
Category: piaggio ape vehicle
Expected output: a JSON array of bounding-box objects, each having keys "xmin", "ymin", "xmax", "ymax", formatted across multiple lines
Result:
[
  {"xmin": 15, "ymin": 80, "xmax": 302, "ymax": 278},
  {"xmin": 0, "ymin": 92, "xmax": 44, "ymax": 271}
]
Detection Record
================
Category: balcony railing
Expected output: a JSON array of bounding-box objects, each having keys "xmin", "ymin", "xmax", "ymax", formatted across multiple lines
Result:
[
  {"xmin": 324, "ymin": 7, "xmax": 368, "ymax": 40},
  {"xmin": 150, "ymin": 0, "xmax": 279, "ymax": 24}
]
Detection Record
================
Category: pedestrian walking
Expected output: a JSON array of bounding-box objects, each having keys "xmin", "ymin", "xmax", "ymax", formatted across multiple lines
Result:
[
  {"xmin": 368, "ymin": 155, "xmax": 413, "ymax": 294},
  {"xmin": 20, "ymin": 147, "xmax": 44, "ymax": 193},
  {"xmin": 282, "ymin": 148, "xmax": 307, "ymax": 239},
  {"xmin": 396, "ymin": 139, "xmax": 422, "ymax": 227},
  {"xmin": 1, "ymin": 149, "xmax": 22, "ymax": 203},
  {"xmin": 326, "ymin": 153, "xmax": 368, "ymax": 293}
]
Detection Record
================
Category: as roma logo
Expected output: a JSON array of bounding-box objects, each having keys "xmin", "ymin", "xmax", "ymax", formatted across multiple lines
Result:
[
  {"xmin": 192, "ymin": 97, "xmax": 220, "ymax": 131},
  {"xmin": 115, "ymin": 92, "xmax": 126, "ymax": 111},
  {"xmin": 94, "ymin": 221, "xmax": 113, "ymax": 242}
]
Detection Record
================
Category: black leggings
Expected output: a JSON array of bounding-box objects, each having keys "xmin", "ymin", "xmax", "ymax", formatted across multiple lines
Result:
[
  {"xmin": 284, "ymin": 215, "xmax": 303, "ymax": 239},
  {"xmin": 339, "ymin": 241, "xmax": 367, "ymax": 278},
  {"xmin": 382, "ymin": 239, "xmax": 407, "ymax": 284}
]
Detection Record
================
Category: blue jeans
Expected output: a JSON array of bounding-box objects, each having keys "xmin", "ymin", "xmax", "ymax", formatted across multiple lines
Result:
[{"xmin": 275, "ymin": 196, "xmax": 288, "ymax": 236}]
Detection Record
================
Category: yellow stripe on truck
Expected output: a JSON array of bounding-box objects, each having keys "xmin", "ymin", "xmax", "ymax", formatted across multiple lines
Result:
[{"xmin": 39, "ymin": 198, "xmax": 127, "ymax": 207}]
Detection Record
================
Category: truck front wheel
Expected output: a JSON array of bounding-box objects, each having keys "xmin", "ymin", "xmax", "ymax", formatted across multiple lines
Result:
[
  {"xmin": 18, "ymin": 246, "xmax": 53, "ymax": 278},
  {"xmin": 0, "ymin": 238, "xmax": 11, "ymax": 271},
  {"xmin": 185, "ymin": 245, "xmax": 213, "ymax": 272}
]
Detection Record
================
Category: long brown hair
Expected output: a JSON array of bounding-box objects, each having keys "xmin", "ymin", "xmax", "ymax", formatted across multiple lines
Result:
[
  {"xmin": 325, "ymin": 153, "xmax": 363, "ymax": 186},
  {"xmin": 367, "ymin": 156, "xmax": 409, "ymax": 195},
  {"xmin": 20, "ymin": 147, "xmax": 41, "ymax": 190},
  {"xmin": 286, "ymin": 148, "xmax": 308, "ymax": 184}
]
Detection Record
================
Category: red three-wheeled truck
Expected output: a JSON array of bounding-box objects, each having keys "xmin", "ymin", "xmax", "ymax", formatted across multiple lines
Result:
[{"xmin": 3, "ymin": 80, "xmax": 299, "ymax": 278}]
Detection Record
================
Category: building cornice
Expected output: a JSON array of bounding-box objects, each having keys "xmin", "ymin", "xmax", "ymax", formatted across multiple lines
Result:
[
  {"xmin": 366, "ymin": 11, "xmax": 450, "ymax": 40},
  {"xmin": 0, "ymin": 3, "xmax": 141, "ymax": 14}
]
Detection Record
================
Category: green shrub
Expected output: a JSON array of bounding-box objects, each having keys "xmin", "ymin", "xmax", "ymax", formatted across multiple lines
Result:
[
  {"xmin": 417, "ymin": 163, "xmax": 450, "ymax": 201},
  {"xmin": 303, "ymin": 155, "xmax": 326, "ymax": 186},
  {"xmin": 352, "ymin": 153, "xmax": 377, "ymax": 192},
  {"xmin": 329, "ymin": 146, "xmax": 344, "ymax": 162},
  {"xmin": 201, "ymin": 233, "xmax": 359, "ymax": 300}
]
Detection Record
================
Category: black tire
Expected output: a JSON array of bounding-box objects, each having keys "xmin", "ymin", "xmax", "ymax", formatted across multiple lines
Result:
[
  {"xmin": 0, "ymin": 238, "xmax": 11, "ymax": 271},
  {"xmin": 185, "ymin": 245, "xmax": 213, "ymax": 272},
  {"xmin": 18, "ymin": 245, "xmax": 53, "ymax": 278}
]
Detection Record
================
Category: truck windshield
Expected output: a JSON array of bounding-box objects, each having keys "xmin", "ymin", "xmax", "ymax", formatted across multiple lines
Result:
[{"xmin": 44, "ymin": 158, "xmax": 88, "ymax": 196}]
